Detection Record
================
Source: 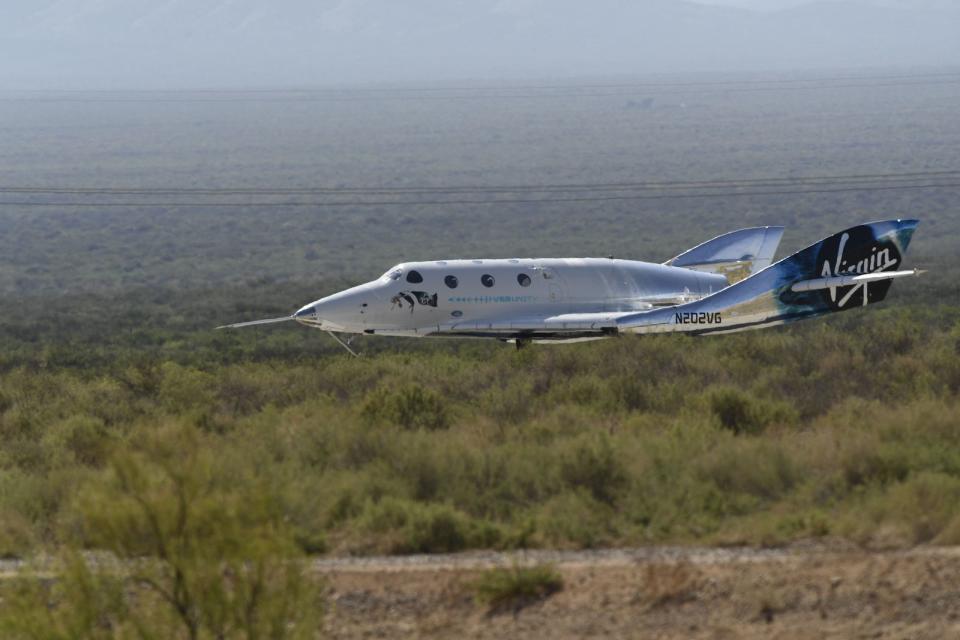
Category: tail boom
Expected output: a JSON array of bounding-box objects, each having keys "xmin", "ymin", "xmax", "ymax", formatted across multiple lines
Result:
[{"xmin": 619, "ymin": 219, "xmax": 919, "ymax": 336}]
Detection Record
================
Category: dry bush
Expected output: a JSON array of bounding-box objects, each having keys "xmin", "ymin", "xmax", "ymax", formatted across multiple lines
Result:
[{"xmin": 638, "ymin": 561, "xmax": 703, "ymax": 607}]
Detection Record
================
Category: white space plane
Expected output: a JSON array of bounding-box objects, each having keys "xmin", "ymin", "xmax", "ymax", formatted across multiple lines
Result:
[{"xmin": 220, "ymin": 220, "xmax": 920, "ymax": 354}]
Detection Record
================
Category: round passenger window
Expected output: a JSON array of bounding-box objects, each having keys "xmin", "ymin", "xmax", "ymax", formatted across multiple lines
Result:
[
  {"xmin": 444, "ymin": 275, "xmax": 459, "ymax": 289},
  {"xmin": 517, "ymin": 273, "xmax": 532, "ymax": 287},
  {"xmin": 406, "ymin": 270, "xmax": 423, "ymax": 284},
  {"xmin": 481, "ymin": 274, "xmax": 495, "ymax": 288}
]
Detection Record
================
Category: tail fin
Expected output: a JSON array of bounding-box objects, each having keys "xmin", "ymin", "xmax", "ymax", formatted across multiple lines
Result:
[
  {"xmin": 621, "ymin": 219, "xmax": 920, "ymax": 335},
  {"xmin": 666, "ymin": 226, "xmax": 785, "ymax": 283}
]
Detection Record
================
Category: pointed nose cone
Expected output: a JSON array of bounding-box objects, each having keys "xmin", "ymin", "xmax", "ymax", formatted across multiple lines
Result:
[
  {"xmin": 293, "ymin": 299, "xmax": 348, "ymax": 331},
  {"xmin": 294, "ymin": 303, "xmax": 332, "ymax": 328},
  {"xmin": 295, "ymin": 305, "xmax": 317, "ymax": 320},
  {"xmin": 294, "ymin": 282, "xmax": 380, "ymax": 332}
]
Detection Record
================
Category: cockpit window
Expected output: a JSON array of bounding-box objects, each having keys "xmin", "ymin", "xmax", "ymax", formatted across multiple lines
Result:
[
  {"xmin": 382, "ymin": 269, "xmax": 403, "ymax": 281},
  {"xmin": 406, "ymin": 270, "xmax": 424, "ymax": 284}
]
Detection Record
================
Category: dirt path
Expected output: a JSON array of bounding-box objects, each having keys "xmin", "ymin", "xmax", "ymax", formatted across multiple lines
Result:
[{"xmin": 316, "ymin": 543, "xmax": 960, "ymax": 639}]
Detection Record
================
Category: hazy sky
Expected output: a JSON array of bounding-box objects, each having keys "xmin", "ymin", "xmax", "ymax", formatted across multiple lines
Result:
[{"xmin": 1, "ymin": 0, "xmax": 958, "ymax": 89}]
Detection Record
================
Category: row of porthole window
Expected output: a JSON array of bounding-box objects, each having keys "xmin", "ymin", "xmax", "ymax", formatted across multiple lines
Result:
[{"xmin": 406, "ymin": 270, "xmax": 532, "ymax": 288}]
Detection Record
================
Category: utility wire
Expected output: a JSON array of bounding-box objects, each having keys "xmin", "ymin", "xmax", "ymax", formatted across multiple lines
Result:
[
  {"xmin": 2, "ymin": 170, "xmax": 959, "ymax": 197},
  {"xmin": 1, "ymin": 182, "xmax": 957, "ymax": 208}
]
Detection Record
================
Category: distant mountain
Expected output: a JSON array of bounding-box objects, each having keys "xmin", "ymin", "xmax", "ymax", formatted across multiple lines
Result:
[
  {"xmin": 1, "ymin": 0, "xmax": 958, "ymax": 89},
  {"xmin": 694, "ymin": 0, "xmax": 959, "ymax": 10}
]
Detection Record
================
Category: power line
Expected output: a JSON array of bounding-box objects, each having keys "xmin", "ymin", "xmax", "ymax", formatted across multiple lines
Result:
[
  {"xmin": 3, "ymin": 170, "xmax": 959, "ymax": 197},
  {"xmin": 1, "ymin": 181, "xmax": 957, "ymax": 208}
]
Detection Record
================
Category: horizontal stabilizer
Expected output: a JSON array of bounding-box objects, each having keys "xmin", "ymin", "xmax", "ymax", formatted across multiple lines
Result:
[
  {"xmin": 216, "ymin": 316, "xmax": 293, "ymax": 329},
  {"xmin": 791, "ymin": 269, "xmax": 923, "ymax": 292}
]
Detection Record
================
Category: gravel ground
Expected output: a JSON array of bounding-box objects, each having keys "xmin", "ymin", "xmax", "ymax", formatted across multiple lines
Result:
[
  {"xmin": 314, "ymin": 542, "xmax": 960, "ymax": 639},
  {"xmin": 310, "ymin": 545, "xmax": 800, "ymax": 572},
  {"xmin": 6, "ymin": 543, "xmax": 960, "ymax": 638}
]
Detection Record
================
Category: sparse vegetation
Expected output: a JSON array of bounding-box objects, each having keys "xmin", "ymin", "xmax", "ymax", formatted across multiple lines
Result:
[{"xmin": 0, "ymin": 314, "xmax": 958, "ymax": 560}]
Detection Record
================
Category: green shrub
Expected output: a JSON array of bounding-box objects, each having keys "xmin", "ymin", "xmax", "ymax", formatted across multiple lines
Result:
[
  {"xmin": 42, "ymin": 415, "xmax": 114, "ymax": 468},
  {"xmin": 934, "ymin": 513, "xmax": 960, "ymax": 545},
  {"xmin": 0, "ymin": 509, "xmax": 35, "ymax": 559},
  {"xmin": 0, "ymin": 468, "xmax": 81, "ymax": 543},
  {"xmin": 707, "ymin": 386, "xmax": 796, "ymax": 435},
  {"xmin": 480, "ymin": 381, "xmax": 535, "ymax": 426},
  {"xmin": 604, "ymin": 376, "xmax": 651, "ymax": 413},
  {"xmin": 0, "ymin": 387, "xmax": 13, "ymax": 414},
  {"xmin": 561, "ymin": 375, "xmax": 603, "ymax": 407},
  {"xmin": 839, "ymin": 439, "xmax": 911, "ymax": 488},
  {"xmin": 559, "ymin": 433, "xmax": 627, "ymax": 505},
  {"xmin": 157, "ymin": 362, "xmax": 215, "ymax": 413},
  {"xmin": 471, "ymin": 564, "xmax": 563, "ymax": 612},
  {"xmin": 711, "ymin": 509, "xmax": 831, "ymax": 547},
  {"xmin": 69, "ymin": 424, "xmax": 323, "ymax": 639},
  {"xmin": 697, "ymin": 439, "xmax": 799, "ymax": 502},
  {"xmin": 356, "ymin": 497, "xmax": 500, "ymax": 554},
  {"xmin": 293, "ymin": 529, "xmax": 328, "ymax": 555},
  {"xmin": 537, "ymin": 491, "xmax": 616, "ymax": 548},
  {"xmin": 361, "ymin": 384, "xmax": 450, "ymax": 431},
  {"xmin": 775, "ymin": 511, "xmax": 831, "ymax": 539},
  {"xmin": 0, "ymin": 553, "xmax": 130, "ymax": 638},
  {"xmin": 3, "ymin": 311, "xmax": 960, "ymax": 559},
  {"xmin": 709, "ymin": 387, "xmax": 760, "ymax": 434},
  {"xmin": 877, "ymin": 472, "xmax": 960, "ymax": 544}
]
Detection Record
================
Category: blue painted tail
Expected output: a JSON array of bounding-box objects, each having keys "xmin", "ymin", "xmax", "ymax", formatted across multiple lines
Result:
[{"xmin": 619, "ymin": 219, "xmax": 920, "ymax": 335}]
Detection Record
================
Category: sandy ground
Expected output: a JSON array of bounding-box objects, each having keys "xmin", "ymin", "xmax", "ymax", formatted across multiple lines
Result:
[{"xmin": 315, "ymin": 542, "xmax": 960, "ymax": 639}]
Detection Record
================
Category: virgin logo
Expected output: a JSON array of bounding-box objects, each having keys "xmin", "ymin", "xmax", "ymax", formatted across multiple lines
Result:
[{"xmin": 821, "ymin": 232, "xmax": 898, "ymax": 308}]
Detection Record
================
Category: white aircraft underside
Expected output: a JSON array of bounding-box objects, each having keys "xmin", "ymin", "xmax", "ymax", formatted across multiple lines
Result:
[{"xmin": 220, "ymin": 221, "xmax": 921, "ymax": 352}]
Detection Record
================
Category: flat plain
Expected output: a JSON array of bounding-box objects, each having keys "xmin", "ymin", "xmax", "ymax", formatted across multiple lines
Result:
[{"xmin": 1, "ymin": 70, "xmax": 959, "ymax": 636}]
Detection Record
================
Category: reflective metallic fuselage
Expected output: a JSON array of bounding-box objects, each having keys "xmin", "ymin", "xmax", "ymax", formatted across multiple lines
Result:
[{"xmin": 294, "ymin": 258, "xmax": 727, "ymax": 338}]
